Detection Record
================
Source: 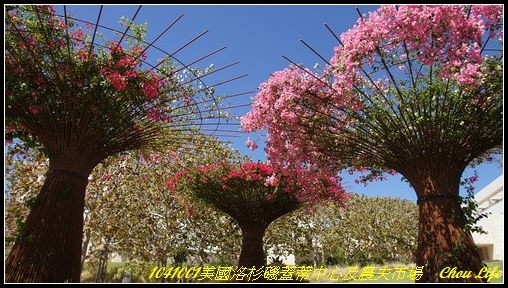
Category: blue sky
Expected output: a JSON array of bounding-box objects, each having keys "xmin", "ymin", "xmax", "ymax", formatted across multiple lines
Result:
[{"xmin": 55, "ymin": 5, "xmax": 503, "ymax": 202}]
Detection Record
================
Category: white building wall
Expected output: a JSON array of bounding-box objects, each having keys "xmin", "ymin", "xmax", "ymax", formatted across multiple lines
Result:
[
  {"xmin": 472, "ymin": 175, "xmax": 503, "ymax": 261},
  {"xmin": 266, "ymin": 247, "xmax": 296, "ymax": 266}
]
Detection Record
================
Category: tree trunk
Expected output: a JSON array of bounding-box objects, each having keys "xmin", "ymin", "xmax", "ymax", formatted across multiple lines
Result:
[
  {"xmin": 238, "ymin": 223, "xmax": 267, "ymax": 269},
  {"xmin": 81, "ymin": 231, "xmax": 90, "ymax": 271},
  {"xmin": 5, "ymin": 164, "xmax": 91, "ymax": 283},
  {"xmin": 412, "ymin": 174, "xmax": 485, "ymax": 283}
]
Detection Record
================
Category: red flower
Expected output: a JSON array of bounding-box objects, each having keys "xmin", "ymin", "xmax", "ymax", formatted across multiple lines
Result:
[
  {"xmin": 141, "ymin": 77, "xmax": 160, "ymax": 99},
  {"xmin": 28, "ymin": 105, "xmax": 42, "ymax": 114},
  {"xmin": 197, "ymin": 165, "xmax": 216, "ymax": 173},
  {"xmin": 108, "ymin": 41, "xmax": 124, "ymax": 54},
  {"xmin": 118, "ymin": 56, "xmax": 137, "ymax": 68},
  {"xmin": 131, "ymin": 45, "xmax": 147, "ymax": 60},
  {"xmin": 228, "ymin": 170, "xmax": 239, "ymax": 178},
  {"xmin": 105, "ymin": 73, "xmax": 127, "ymax": 90},
  {"xmin": 166, "ymin": 180, "xmax": 176, "ymax": 190},
  {"xmin": 146, "ymin": 108, "xmax": 170, "ymax": 122},
  {"xmin": 70, "ymin": 29, "xmax": 86, "ymax": 42},
  {"xmin": 124, "ymin": 70, "xmax": 140, "ymax": 79},
  {"xmin": 186, "ymin": 206, "xmax": 195, "ymax": 217}
]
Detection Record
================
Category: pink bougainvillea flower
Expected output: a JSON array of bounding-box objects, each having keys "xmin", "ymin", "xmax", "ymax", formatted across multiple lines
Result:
[
  {"xmin": 241, "ymin": 5, "xmax": 502, "ymax": 200},
  {"xmin": 245, "ymin": 137, "xmax": 258, "ymax": 151}
]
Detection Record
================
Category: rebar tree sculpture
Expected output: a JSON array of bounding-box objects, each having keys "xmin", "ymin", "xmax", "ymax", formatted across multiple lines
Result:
[
  {"xmin": 4, "ymin": 135, "xmax": 243, "ymax": 279},
  {"xmin": 166, "ymin": 162, "xmax": 346, "ymax": 274},
  {"xmin": 5, "ymin": 5, "xmax": 248, "ymax": 282},
  {"xmin": 242, "ymin": 5, "xmax": 503, "ymax": 282}
]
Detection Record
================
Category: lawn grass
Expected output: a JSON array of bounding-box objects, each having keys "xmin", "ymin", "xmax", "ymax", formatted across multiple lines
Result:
[
  {"xmin": 309, "ymin": 260, "xmax": 504, "ymax": 283},
  {"xmin": 484, "ymin": 260, "xmax": 503, "ymax": 283}
]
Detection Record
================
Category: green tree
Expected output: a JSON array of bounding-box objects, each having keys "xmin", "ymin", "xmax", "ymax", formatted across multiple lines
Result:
[
  {"xmin": 83, "ymin": 139, "xmax": 243, "ymax": 266},
  {"xmin": 266, "ymin": 195, "xmax": 418, "ymax": 266}
]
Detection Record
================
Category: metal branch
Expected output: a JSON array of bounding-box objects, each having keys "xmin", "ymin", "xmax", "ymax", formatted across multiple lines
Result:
[
  {"xmin": 88, "ymin": 5, "xmax": 103, "ymax": 55},
  {"xmin": 149, "ymin": 30, "xmax": 209, "ymax": 72},
  {"xmin": 136, "ymin": 13, "xmax": 184, "ymax": 59},
  {"xmin": 63, "ymin": 6, "xmax": 72, "ymax": 62},
  {"xmin": 180, "ymin": 61, "xmax": 240, "ymax": 86},
  {"xmin": 300, "ymin": 39, "xmax": 331, "ymax": 65},
  {"xmin": 114, "ymin": 5, "xmax": 142, "ymax": 50},
  {"xmin": 173, "ymin": 46, "xmax": 227, "ymax": 73}
]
